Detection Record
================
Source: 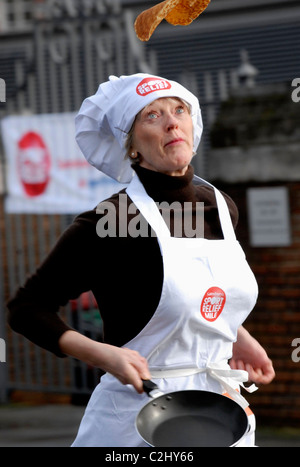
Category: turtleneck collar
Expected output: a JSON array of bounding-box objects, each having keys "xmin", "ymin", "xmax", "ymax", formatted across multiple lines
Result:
[{"xmin": 132, "ymin": 164, "xmax": 197, "ymax": 204}]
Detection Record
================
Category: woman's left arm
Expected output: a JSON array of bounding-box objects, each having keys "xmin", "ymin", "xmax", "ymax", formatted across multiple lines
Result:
[{"xmin": 230, "ymin": 325, "xmax": 275, "ymax": 385}]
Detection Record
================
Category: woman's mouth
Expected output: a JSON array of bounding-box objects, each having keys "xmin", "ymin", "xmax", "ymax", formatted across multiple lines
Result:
[{"xmin": 165, "ymin": 138, "xmax": 185, "ymax": 147}]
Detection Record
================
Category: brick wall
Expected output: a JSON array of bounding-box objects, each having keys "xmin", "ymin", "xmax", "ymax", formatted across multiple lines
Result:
[{"xmin": 218, "ymin": 181, "xmax": 300, "ymax": 426}]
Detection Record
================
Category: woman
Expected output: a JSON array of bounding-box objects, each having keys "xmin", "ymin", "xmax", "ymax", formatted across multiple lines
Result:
[{"xmin": 7, "ymin": 74, "xmax": 275, "ymax": 447}]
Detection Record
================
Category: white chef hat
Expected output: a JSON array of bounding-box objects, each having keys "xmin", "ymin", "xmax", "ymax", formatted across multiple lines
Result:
[{"xmin": 75, "ymin": 73, "xmax": 203, "ymax": 183}]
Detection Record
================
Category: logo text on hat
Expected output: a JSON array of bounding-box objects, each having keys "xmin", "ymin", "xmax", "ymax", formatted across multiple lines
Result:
[{"xmin": 136, "ymin": 77, "xmax": 172, "ymax": 97}]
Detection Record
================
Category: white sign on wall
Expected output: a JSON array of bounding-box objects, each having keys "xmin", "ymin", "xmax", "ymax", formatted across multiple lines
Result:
[
  {"xmin": 247, "ymin": 187, "xmax": 292, "ymax": 247},
  {"xmin": 1, "ymin": 112, "xmax": 126, "ymax": 214}
]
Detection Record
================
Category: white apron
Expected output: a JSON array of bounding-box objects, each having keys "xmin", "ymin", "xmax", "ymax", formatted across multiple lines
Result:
[{"xmin": 72, "ymin": 174, "xmax": 259, "ymax": 447}]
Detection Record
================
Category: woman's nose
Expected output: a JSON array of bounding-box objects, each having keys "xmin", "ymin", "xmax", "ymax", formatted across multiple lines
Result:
[{"xmin": 166, "ymin": 114, "xmax": 179, "ymax": 131}]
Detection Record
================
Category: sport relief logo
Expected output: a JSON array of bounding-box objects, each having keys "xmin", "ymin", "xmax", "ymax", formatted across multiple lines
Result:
[
  {"xmin": 200, "ymin": 287, "xmax": 226, "ymax": 322},
  {"xmin": 136, "ymin": 77, "xmax": 172, "ymax": 96},
  {"xmin": 17, "ymin": 131, "xmax": 51, "ymax": 197}
]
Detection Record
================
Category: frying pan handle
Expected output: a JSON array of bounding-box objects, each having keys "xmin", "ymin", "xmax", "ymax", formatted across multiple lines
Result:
[
  {"xmin": 142, "ymin": 379, "xmax": 164, "ymax": 398},
  {"xmin": 142, "ymin": 379, "xmax": 159, "ymax": 394}
]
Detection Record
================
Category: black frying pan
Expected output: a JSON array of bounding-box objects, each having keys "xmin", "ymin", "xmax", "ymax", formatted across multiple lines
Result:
[{"xmin": 136, "ymin": 380, "xmax": 249, "ymax": 447}]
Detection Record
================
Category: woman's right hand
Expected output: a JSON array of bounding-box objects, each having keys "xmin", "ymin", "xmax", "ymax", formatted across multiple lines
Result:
[
  {"xmin": 96, "ymin": 344, "xmax": 151, "ymax": 393},
  {"xmin": 59, "ymin": 330, "xmax": 151, "ymax": 393}
]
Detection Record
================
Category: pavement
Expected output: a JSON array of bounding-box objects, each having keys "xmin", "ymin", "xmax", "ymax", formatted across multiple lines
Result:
[
  {"xmin": 0, "ymin": 403, "xmax": 300, "ymax": 447},
  {"xmin": 0, "ymin": 403, "xmax": 85, "ymax": 447}
]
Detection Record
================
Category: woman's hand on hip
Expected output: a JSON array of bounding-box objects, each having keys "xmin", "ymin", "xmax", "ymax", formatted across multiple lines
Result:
[{"xmin": 230, "ymin": 326, "xmax": 275, "ymax": 385}]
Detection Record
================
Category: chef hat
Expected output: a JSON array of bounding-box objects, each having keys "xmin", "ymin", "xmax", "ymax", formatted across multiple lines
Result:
[{"xmin": 75, "ymin": 73, "xmax": 203, "ymax": 183}]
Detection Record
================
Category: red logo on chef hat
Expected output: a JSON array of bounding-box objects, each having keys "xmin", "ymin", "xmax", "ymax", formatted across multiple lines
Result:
[
  {"xmin": 17, "ymin": 131, "xmax": 51, "ymax": 197},
  {"xmin": 136, "ymin": 77, "xmax": 172, "ymax": 96},
  {"xmin": 200, "ymin": 287, "xmax": 226, "ymax": 322}
]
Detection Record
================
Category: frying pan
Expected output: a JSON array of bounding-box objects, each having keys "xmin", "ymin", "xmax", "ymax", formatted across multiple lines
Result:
[{"xmin": 136, "ymin": 380, "xmax": 249, "ymax": 447}]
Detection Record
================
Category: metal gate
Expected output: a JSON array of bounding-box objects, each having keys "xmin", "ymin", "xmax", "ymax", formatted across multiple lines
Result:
[{"xmin": 0, "ymin": 0, "xmax": 157, "ymax": 403}]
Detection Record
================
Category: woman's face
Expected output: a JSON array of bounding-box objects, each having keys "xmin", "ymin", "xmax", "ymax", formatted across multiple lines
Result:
[{"xmin": 131, "ymin": 97, "xmax": 194, "ymax": 176}]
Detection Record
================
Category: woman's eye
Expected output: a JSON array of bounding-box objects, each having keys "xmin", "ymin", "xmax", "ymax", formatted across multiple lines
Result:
[
  {"xmin": 148, "ymin": 112, "xmax": 158, "ymax": 119},
  {"xmin": 176, "ymin": 107, "xmax": 185, "ymax": 114}
]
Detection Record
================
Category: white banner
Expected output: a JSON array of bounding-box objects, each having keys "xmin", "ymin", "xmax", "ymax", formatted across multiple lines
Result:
[{"xmin": 1, "ymin": 112, "xmax": 126, "ymax": 213}]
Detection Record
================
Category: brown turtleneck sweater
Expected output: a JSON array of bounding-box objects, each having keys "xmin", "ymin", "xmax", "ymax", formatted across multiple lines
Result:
[{"xmin": 7, "ymin": 165, "xmax": 238, "ymax": 356}]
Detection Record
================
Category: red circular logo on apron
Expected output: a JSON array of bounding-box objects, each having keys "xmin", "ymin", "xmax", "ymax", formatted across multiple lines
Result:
[{"xmin": 200, "ymin": 287, "xmax": 226, "ymax": 322}]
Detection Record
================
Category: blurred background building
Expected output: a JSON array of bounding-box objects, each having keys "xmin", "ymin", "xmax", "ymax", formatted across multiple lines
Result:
[{"xmin": 0, "ymin": 0, "xmax": 299, "ymax": 429}]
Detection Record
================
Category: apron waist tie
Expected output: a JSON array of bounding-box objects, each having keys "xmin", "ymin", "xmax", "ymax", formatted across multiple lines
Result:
[{"xmin": 150, "ymin": 362, "xmax": 258, "ymax": 410}]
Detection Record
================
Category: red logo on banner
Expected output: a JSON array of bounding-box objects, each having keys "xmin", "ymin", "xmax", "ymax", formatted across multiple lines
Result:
[
  {"xmin": 200, "ymin": 287, "xmax": 226, "ymax": 322},
  {"xmin": 136, "ymin": 77, "xmax": 172, "ymax": 96},
  {"xmin": 17, "ymin": 131, "xmax": 51, "ymax": 197}
]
